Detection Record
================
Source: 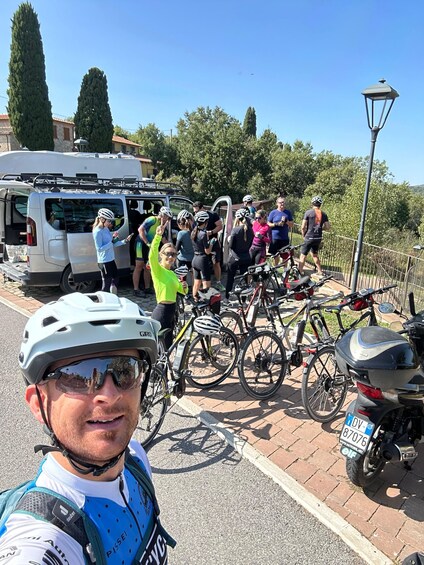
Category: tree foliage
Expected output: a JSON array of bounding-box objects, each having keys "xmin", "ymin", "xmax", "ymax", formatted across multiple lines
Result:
[
  {"xmin": 134, "ymin": 123, "xmax": 166, "ymax": 166},
  {"xmin": 243, "ymin": 106, "xmax": 257, "ymax": 138},
  {"xmin": 74, "ymin": 68, "xmax": 113, "ymax": 153},
  {"xmin": 8, "ymin": 2, "xmax": 53, "ymax": 150}
]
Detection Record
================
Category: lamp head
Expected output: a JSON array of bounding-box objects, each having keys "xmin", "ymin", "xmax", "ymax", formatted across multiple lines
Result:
[{"xmin": 362, "ymin": 79, "xmax": 399, "ymax": 131}]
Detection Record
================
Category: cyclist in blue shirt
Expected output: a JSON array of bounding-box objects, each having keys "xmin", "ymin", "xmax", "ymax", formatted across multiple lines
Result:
[
  {"xmin": 0, "ymin": 292, "xmax": 174, "ymax": 564},
  {"xmin": 267, "ymin": 196, "xmax": 294, "ymax": 262}
]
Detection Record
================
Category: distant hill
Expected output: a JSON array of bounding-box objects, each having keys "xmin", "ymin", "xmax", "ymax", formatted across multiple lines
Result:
[{"xmin": 410, "ymin": 184, "xmax": 424, "ymax": 195}]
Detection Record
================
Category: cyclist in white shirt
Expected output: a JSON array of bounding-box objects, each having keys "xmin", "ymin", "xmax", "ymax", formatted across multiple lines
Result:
[{"xmin": 0, "ymin": 292, "xmax": 174, "ymax": 564}]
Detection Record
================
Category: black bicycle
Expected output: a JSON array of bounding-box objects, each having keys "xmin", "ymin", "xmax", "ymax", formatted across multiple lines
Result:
[{"xmin": 301, "ymin": 284, "xmax": 397, "ymax": 423}]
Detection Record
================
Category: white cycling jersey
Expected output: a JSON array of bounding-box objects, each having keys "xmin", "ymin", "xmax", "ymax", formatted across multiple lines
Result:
[{"xmin": 0, "ymin": 440, "xmax": 168, "ymax": 564}]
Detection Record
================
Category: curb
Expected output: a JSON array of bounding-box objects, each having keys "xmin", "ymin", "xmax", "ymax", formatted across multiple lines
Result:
[{"xmin": 177, "ymin": 396, "xmax": 392, "ymax": 565}]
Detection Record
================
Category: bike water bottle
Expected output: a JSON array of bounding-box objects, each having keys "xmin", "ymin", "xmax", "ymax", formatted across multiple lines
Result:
[{"xmin": 247, "ymin": 302, "xmax": 259, "ymax": 325}]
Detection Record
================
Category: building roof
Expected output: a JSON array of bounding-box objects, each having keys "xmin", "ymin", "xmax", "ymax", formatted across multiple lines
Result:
[
  {"xmin": 0, "ymin": 113, "xmax": 74, "ymax": 126},
  {"xmin": 112, "ymin": 135, "xmax": 141, "ymax": 147}
]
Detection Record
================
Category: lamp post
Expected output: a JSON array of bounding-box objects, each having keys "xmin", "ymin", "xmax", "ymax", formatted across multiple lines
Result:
[
  {"xmin": 74, "ymin": 138, "xmax": 88, "ymax": 152},
  {"xmin": 351, "ymin": 79, "xmax": 399, "ymax": 292}
]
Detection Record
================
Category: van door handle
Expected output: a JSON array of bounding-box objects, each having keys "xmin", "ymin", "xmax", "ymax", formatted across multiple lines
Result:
[{"xmin": 54, "ymin": 236, "xmax": 66, "ymax": 241}]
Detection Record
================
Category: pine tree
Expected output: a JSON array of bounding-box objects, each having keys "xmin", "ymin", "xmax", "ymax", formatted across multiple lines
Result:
[
  {"xmin": 74, "ymin": 68, "xmax": 114, "ymax": 153},
  {"xmin": 243, "ymin": 106, "xmax": 257, "ymax": 138},
  {"xmin": 7, "ymin": 2, "xmax": 54, "ymax": 150}
]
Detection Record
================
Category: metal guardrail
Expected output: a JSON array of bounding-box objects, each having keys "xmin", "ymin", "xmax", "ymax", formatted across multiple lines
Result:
[{"xmin": 291, "ymin": 225, "xmax": 424, "ymax": 314}]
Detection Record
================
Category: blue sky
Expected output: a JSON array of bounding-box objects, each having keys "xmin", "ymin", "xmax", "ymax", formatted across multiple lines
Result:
[{"xmin": 1, "ymin": 0, "xmax": 423, "ymax": 185}]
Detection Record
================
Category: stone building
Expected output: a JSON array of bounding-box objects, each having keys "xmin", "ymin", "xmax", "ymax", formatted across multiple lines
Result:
[{"xmin": 0, "ymin": 114, "xmax": 75, "ymax": 152}]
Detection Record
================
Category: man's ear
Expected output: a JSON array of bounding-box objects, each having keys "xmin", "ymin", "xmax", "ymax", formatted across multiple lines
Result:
[{"xmin": 25, "ymin": 384, "xmax": 46, "ymax": 424}]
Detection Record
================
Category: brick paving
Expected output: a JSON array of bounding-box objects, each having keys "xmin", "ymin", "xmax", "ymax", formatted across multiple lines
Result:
[{"xmin": 1, "ymin": 273, "xmax": 423, "ymax": 563}]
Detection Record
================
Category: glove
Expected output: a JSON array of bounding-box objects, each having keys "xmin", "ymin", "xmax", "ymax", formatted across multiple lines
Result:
[{"xmin": 210, "ymin": 238, "xmax": 217, "ymax": 246}]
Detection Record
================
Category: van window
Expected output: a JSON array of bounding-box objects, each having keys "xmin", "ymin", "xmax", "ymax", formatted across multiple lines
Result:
[
  {"xmin": 45, "ymin": 199, "xmax": 65, "ymax": 231},
  {"xmin": 170, "ymin": 199, "xmax": 192, "ymax": 219},
  {"xmin": 14, "ymin": 196, "xmax": 28, "ymax": 220},
  {"xmin": 62, "ymin": 199, "xmax": 125, "ymax": 233}
]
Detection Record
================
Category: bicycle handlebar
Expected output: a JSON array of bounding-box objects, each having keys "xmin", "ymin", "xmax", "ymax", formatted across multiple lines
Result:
[{"xmin": 343, "ymin": 283, "xmax": 397, "ymax": 302}]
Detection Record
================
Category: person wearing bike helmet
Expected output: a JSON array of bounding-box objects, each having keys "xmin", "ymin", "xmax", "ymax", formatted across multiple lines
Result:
[
  {"xmin": 0, "ymin": 292, "xmax": 175, "ymax": 564},
  {"xmin": 191, "ymin": 209, "xmax": 215, "ymax": 300},
  {"xmin": 93, "ymin": 208, "xmax": 133, "ymax": 294},
  {"xmin": 192, "ymin": 201, "xmax": 225, "ymax": 292},
  {"xmin": 136, "ymin": 205, "xmax": 172, "ymax": 296},
  {"xmin": 225, "ymin": 207, "xmax": 253, "ymax": 304},
  {"xmin": 176, "ymin": 210, "xmax": 194, "ymax": 283},
  {"xmin": 149, "ymin": 217, "xmax": 188, "ymax": 349},
  {"xmin": 242, "ymin": 194, "xmax": 256, "ymax": 219},
  {"xmin": 298, "ymin": 195, "xmax": 330, "ymax": 278},
  {"xmin": 268, "ymin": 196, "xmax": 294, "ymax": 263}
]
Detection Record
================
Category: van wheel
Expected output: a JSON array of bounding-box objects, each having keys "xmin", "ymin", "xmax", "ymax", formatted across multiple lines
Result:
[{"xmin": 60, "ymin": 265, "xmax": 97, "ymax": 294}]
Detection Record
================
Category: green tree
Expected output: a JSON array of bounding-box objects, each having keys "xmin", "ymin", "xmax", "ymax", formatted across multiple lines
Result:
[
  {"xmin": 74, "ymin": 68, "xmax": 113, "ymax": 153},
  {"xmin": 270, "ymin": 140, "xmax": 317, "ymax": 198},
  {"xmin": 243, "ymin": 106, "xmax": 257, "ymax": 138},
  {"xmin": 135, "ymin": 123, "xmax": 166, "ymax": 166},
  {"xmin": 114, "ymin": 125, "xmax": 133, "ymax": 140},
  {"xmin": 176, "ymin": 106, "xmax": 253, "ymax": 201},
  {"xmin": 7, "ymin": 2, "xmax": 53, "ymax": 150}
]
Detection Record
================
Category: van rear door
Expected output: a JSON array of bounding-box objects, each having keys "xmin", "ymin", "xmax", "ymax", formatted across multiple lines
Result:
[
  {"xmin": 210, "ymin": 196, "xmax": 232, "ymax": 267},
  {"xmin": 0, "ymin": 181, "xmax": 30, "ymax": 261},
  {"xmin": 63, "ymin": 197, "xmax": 130, "ymax": 281}
]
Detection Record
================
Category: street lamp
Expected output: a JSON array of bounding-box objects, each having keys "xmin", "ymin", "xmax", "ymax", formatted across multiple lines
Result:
[
  {"xmin": 351, "ymin": 79, "xmax": 399, "ymax": 292},
  {"xmin": 74, "ymin": 138, "xmax": 89, "ymax": 152}
]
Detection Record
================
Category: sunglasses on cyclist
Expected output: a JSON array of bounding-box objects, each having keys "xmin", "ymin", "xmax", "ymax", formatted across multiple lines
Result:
[
  {"xmin": 166, "ymin": 252, "xmax": 177, "ymax": 258},
  {"xmin": 44, "ymin": 356, "xmax": 148, "ymax": 395}
]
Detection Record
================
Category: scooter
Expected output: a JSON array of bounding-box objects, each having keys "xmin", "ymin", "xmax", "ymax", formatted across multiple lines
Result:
[{"xmin": 335, "ymin": 293, "xmax": 424, "ymax": 487}]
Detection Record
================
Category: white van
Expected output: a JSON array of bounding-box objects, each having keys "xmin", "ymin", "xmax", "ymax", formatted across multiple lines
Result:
[
  {"xmin": 0, "ymin": 150, "xmax": 142, "ymax": 181},
  {"xmin": 0, "ymin": 176, "xmax": 194, "ymax": 293}
]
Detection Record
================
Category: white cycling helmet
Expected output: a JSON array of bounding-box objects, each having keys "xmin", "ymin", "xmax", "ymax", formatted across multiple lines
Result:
[
  {"xmin": 97, "ymin": 208, "xmax": 115, "ymax": 221},
  {"xmin": 177, "ymin": 209, "xmax": 193, "ymax": 222},
  {"xmin": 243, "ymin": 195, "xmax": 254, "ymax": 203},
  {"xmin": 193, "ymin": 314, "xmax": 222, "ymax": 336},
  {"xmin": 194, "ymin": 210, "xmax": 210, "ymax": 225},
  {"xmin": 235, "ymin": 208, "xmax": 250, "ymax": 220},
  {"xmin": 19, "ymin": 291, "xmax": 160, "ymax": 386},
  {"xmin": 311, "ymin": 195, "xmax": 323, "ymax": 206},
  {"xmin": 158, "ymin": 206, "xmax": 172, "ymax": 218}
]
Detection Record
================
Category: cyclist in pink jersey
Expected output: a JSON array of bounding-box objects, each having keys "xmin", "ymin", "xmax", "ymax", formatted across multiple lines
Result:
[{"xmin": 250, "ymin": 209, "xmax": 271, "ymax": 265}]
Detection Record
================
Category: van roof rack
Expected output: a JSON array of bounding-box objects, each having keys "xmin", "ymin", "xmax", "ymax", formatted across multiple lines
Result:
[{"xmin": 31, "ymin": 175, "xmax": 184, "ymax": 195}]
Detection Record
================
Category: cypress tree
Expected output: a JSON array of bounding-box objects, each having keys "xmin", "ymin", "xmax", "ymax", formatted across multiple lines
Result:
[
  {"xmin": 74, "ymin": 68, "xmax": 114, "ymax": 153},
  {"xmin": 7, "ymin": 2, "xmax": 54, "ymax": 150},
  {"xmin": 243, "ymin": 106, "xmax": 257, "ymax": 138}
]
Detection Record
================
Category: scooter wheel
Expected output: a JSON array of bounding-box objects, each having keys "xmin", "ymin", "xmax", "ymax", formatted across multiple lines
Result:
[{"xmin": 345, "ymin": 424, "xmax": 386, "ymax": 487}]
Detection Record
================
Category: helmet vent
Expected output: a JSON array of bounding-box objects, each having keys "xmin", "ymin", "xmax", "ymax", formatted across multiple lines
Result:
[
  {"xmin": 89, "ymin": 319, "xmax": 119, "ymax": 326},
  {"xmin": 42, "ymin": 316, "xmax": 58, "ymax": 327}
]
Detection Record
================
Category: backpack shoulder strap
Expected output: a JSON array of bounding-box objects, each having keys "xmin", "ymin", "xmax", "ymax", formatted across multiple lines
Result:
[
  {"xmin": 15, "ymin": 487, "xmax": 105, "ymax": 565},
  {"xmin": 125, "ymin": 453, "xmax": 176, "ymax": 549}
]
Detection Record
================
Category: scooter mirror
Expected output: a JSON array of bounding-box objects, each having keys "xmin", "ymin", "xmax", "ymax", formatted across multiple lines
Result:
[{"xmin": 378, "ymin": 302, "xmax": 395, "ymax": 314}]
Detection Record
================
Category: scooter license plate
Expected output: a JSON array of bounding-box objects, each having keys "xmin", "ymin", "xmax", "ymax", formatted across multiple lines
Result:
[{"xmin": 340, "ymin": 413, "xmax": 375, "ymax": 455}]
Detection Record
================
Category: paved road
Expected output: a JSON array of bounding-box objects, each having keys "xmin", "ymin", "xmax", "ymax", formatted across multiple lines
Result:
[{"xmin": 0, "ymin": 303, "xmax": 365, "ymax": 564}]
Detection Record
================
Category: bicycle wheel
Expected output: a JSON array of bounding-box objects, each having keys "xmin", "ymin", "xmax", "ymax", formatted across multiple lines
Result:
[
  {"xmin": 186, "ymin": 327, "xmax": 239, "ymax": 389},
  {"xmin": 301, "ymin": 344, "xmax": 348, "ymax": 423},
  {"xmin": 220, "ymin": 310, "xmax": 244, "ymax": 339},
  {"xmin": 238, "ymin": 329, "xmax": 287, "ymax": 399},
  {"xmin": 133, "ymin": 365, "xmax": 169, "ymax": 448}
]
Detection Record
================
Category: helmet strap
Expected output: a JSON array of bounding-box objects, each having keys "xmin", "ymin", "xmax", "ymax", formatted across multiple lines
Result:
[{"xmin": 33, "ymin": 386, "xmax": 125, "ymax": 477}]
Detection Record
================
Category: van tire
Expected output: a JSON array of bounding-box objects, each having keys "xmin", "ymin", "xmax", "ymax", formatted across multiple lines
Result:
[{"xmin": 60, "ymin": 265, "xmax": 97, "ymax": 294}]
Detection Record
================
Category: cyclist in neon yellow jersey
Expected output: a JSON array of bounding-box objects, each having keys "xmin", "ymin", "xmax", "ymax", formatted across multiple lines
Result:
[{"xmin": 149, "ymin": 217, "xmax": 188, "ymax": 349}]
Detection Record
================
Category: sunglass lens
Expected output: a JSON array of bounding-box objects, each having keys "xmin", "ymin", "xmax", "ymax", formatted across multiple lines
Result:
[{"xmin": 49, "ymin": 357, "xmax": 143, "ymax": 394}]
